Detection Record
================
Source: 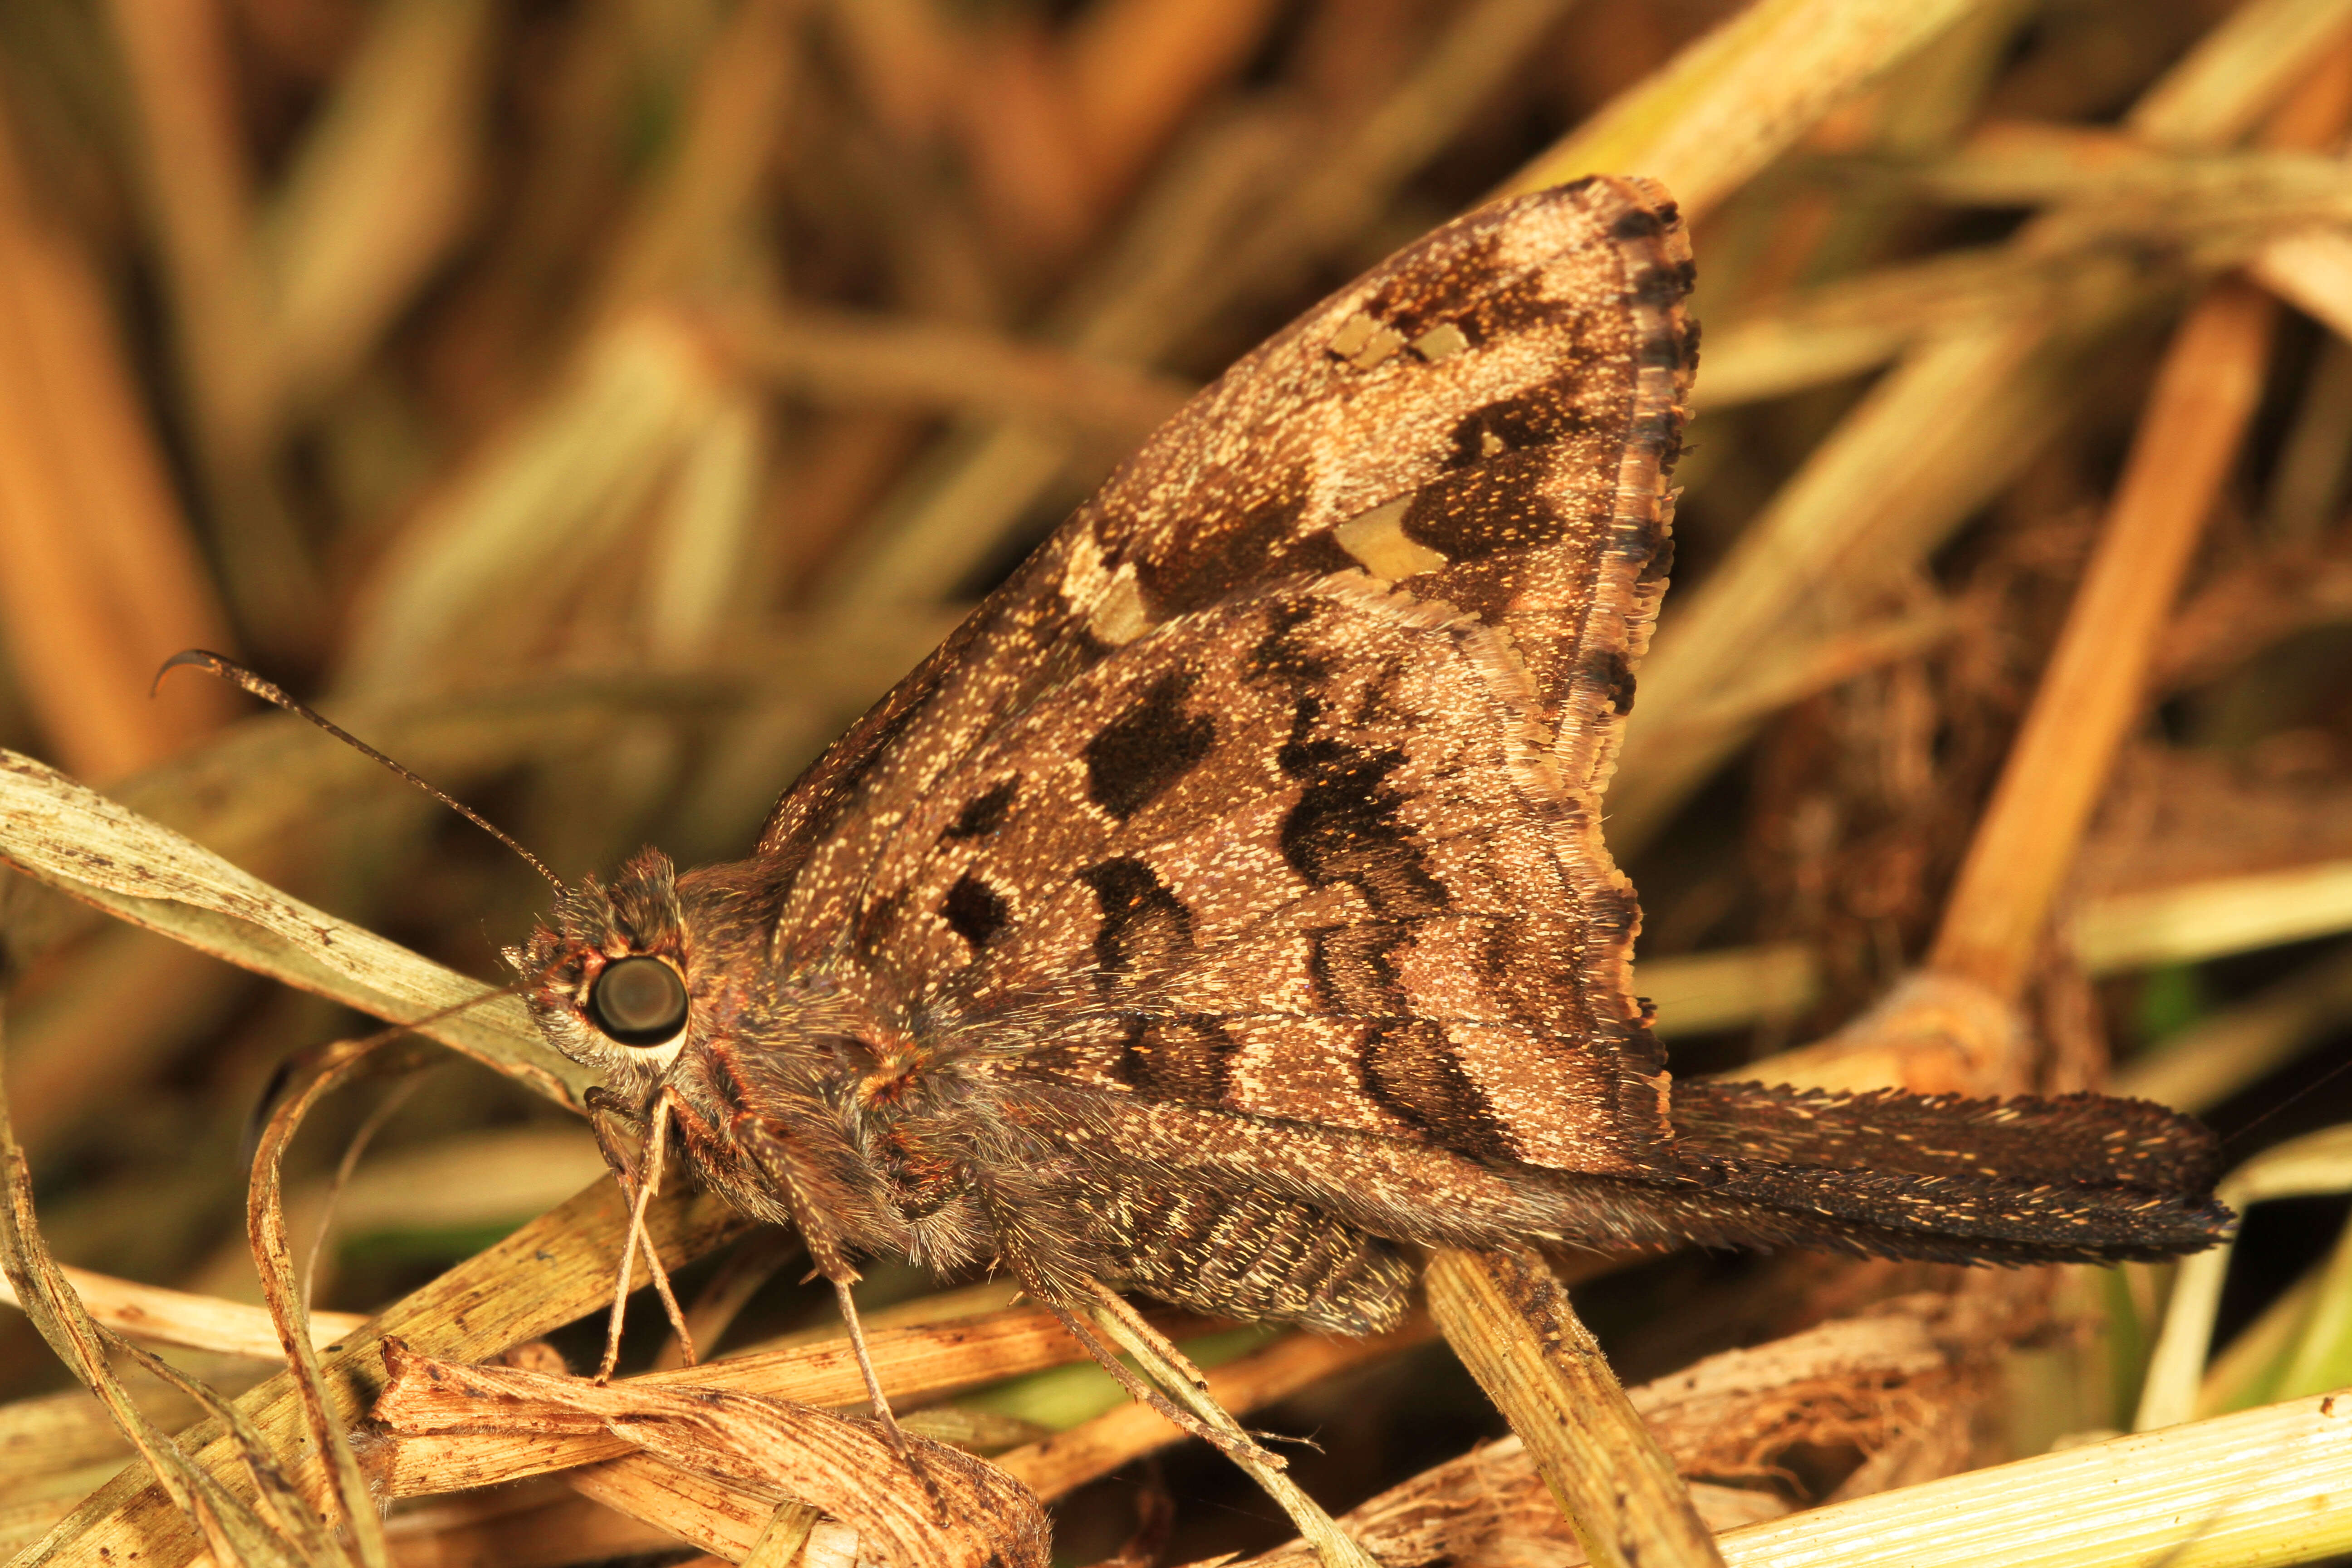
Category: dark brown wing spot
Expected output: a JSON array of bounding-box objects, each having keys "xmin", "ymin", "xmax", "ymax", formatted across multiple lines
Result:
[
  {"xmin": 1582, "ymin": 647, "xmax": 1637, "ymax": 715},
  {"xmin": 1120, "ymin": 468, "xmax": 1348, "ymax": 617},
  {"xmin": 1358, "ymin": 228, "xmax": 1574, "ymax": 346},
  {"xmin": 1611, "ymin": 206, "xmax": 1664, "ymax": 240},
  {"xmin": 1117, "ymin": 1016, "xmax": 1236, "ymax": 1102},
  {"xmin": 1084, "ymin": 671, "xmax": 1214, "ymax": 820},
  {"xmin": 1307, "ymin": 924, "xmax": 1407, "ymax": 1015},
  {"xmin": 943, "ymin": 778, "xmax": 1019, "ymax": 840},
  {"xmin": 1362, "ymin": 1021, "xmax": 1516, "ymax": 1160},
  {"xmin": 1403, "ymin": 456, "xmax": 1577, "ymax": 564},
  {"xmin": 1631, "ymin": 257, "xmax": 1697, "ymax": 308},
  {"xmin": 1079, "ymin": 858, "xmax": 1193, "ymax": 980},
  {"xmin": 941, "ymin": 872, "xmax": 1010, "ymax": 950},
  {"xmin": 1443, "ymin": 392, "xmax": 1591, "ymax": 469},
  {"xmin": 1277, "ymin": 697, "xmax": 1448, "ymax": 921},
  {"xmin": 1249, "ymin": 600, "xmax": 1329, "ymax": 684}
]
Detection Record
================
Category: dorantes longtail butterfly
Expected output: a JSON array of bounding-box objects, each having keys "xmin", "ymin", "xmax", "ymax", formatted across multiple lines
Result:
[{"xmin": 202, "ymin": 177, "xmax": 2229, "ymax": 1480}]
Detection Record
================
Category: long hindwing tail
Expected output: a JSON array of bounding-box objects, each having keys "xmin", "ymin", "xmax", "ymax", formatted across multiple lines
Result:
[{"xmin": 1671, "ymin": 1080, "xmax": 2223, "ymax": 1194}]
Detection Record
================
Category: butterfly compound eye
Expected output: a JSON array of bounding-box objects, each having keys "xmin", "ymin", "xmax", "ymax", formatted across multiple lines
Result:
[{"xmin": 587, "ymin": 956, "xmax": 689, "ymax": 1046}]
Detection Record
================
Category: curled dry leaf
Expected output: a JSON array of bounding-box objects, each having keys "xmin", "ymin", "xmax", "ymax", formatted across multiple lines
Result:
[
  {"xmin": 368, "ymin": 1298, "xmax": 1185, "ymax": 1495},
  {"xmin": 374, "ymin": 1338, "xmax": 1050, "ymax": 1568},
  {"xmin": 39, "ymin": 1179, "xmax": 745, "ymax": 1568}
]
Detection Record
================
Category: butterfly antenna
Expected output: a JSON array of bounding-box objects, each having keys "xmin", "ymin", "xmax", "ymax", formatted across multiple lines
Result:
[{"xmin": 156, "ymin": 649, "xmax": 566, "ymax": 893}]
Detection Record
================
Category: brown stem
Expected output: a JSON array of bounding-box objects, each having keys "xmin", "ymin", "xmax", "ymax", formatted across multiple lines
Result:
[{"xmin": 1928, "ymin": 276, "xmax": 2275, "ymax": 1000}]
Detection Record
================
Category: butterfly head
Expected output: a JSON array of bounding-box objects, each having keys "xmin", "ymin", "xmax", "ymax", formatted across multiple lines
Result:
[{"xmin": 510, "ymin": 847, "xmax": 709, "ymax": 1097}]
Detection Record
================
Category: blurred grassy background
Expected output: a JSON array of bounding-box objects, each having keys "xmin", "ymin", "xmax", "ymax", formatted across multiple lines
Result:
[{"xmin": 3, "ymin": 0, "xmax": 2352, "ymax": 1563}]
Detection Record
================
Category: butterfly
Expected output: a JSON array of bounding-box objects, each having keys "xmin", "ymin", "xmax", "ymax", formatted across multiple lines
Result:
[{"xmin": 502, "ymin": 176, "xmax": 2225, "ymax": 1451}]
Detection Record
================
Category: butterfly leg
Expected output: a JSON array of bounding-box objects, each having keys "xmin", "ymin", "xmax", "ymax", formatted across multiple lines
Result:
[
  {"xmin": 1073, "ymin": 1280, "xmax": 1379, "ymax": 1568},
  {"xmin": 584, "ymin": 1090, "xmax": 648, "ymax": 1381},
  {"xmin": 964, "ymin": 1170, "xmax": 1377, "ymax": 1566},
  {"xmin": 584, "ymin": 1090, "xmax": 697, "ymax": 1380},
  {"xmin": 725, "ymin": 1111, "xmax": 912, "ymax": 1442}
]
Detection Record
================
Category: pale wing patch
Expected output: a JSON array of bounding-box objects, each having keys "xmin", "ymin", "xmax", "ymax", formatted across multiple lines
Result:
[
  {"xmin": 1089, "ymin": 568, "xmax": 1150, "ymax": 646},
  {"xmin": 1328, "ymin": 311, "xmax": 1406, "ymax": 369},
  {"xmin": 1061, "ymin": 525, "xmax": 1153, "ymax": 647},
  {"xmin": 1411, "ymin": 324, "xmax": 1469, "ymax": 363},
  {"xmin": 1333, "ymin": 498, "xmax": 1448, "ymax": 583}
]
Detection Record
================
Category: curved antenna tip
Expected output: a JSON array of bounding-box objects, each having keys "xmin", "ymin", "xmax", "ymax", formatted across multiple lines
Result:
[
  {"xmin": 157, "ymin": 650, "xmax": 568, "ymax": 895},
  {"xmin": 152, "ymin": 647, "xmax": 235, "ymax": 698}
]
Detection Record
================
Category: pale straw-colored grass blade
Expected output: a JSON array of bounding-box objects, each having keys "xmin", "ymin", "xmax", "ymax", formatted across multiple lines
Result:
[
  {"xmin": 264, "ymin": 0, "xmax": 491, "ymax": 402},
  {"xmin": 23, "ymin": 1179, "xmax": 745, "ymax": 1568},
  {"xmin": 1499, "ymin": 0, "xmax": 1984, "ymax": 214},
  {"xmin": 0, "ymin": 748, "xmax": 594, "ymax": 1108},
  {"xmin": 2140, "ymin": 1125, "xmax": 2352, "ymax": 1431}
]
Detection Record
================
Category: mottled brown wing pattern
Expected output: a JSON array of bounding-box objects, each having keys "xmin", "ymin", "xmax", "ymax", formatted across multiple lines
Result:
[
  {"xmin": 847, "ymin": 575, "xmax": 1661, "ymax": 1173},
  {"xmin": 754, "ymin": 177, "xmax": 1693, "ymax": 1176}
]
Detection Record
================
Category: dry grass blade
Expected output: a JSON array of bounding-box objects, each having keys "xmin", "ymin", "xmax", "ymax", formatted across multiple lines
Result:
[
  {"xmin": 2113, "ymin": 942, "xmax": 2352, "ymax": 1112},
  {"xmin": 375, "ymin": 1342, "xmax": 1049, "ymax": 1568},
  {"xmin": 24, "ymin": 1180, "xmax": 746, "ymax": 1567},
  {"xmin": 0, "ymin": 110, "xmax": 235, "ymax": 782},
  {"xmin": 2128, "ymin": 0, "xmax": 2352, "ymax": 148},
  {"xmin": 264, "ymin": 0, "xmax": 490, "ymax": 402},
  {"xmin": 2071, "ymin": 858, "xmax": 2352, "ymax": 971},
  {"xmin": 372, "ymin": 1484, "xmax": 686, "ymax": 1568},
  {"xmin": 371, "ymin": 1297, "xmax": 1193, "ymax": 1494},
  {"xmin": 13, "ymin": 2, "xmax": 2352, "ymax": 1561},
  {"xmin": 339, "ymin": 312, "xmax": 729, "ymax": 697},
  {"xmin": 1638, "ymin": 944, "xmax": 1821, "ymax": 1038},
  {"xmin": 1426, "ymin": 1249, "xmax": 1725, "ymax": 1568},
  {"xmin": 823, "ymin": 0, "xmax": 1572, "ymax": 616},
  {"xmin": 1215, "ymin": 1290, "xmax": 2006, "ymax": 1567},
  {"xmin": 1617, "ymin": 312, "xmax": 2103, "ymax": 849},
  {"xmin": 1628, "ymin": 604, "xmax": 1960, "ymax": 766},
  {"xmin": 993, "ymin": 1319, "xmax": 1436, "ymax": 1503},
  {"xmin": 1930, "ymin": 278, "xmax": 2277, "ymax": 999},
  {"xmin": 1703, "ymin": 1391, "xmax": 2352, "ymax": 1568},
  {"xmin": 1084, "ymin": 1288, "xmax": 1378, "ymax": 1568},
  {"xmin": 102, "ymin": 0, "xmax": 316, "ymax": 646},
  {"xmin": 1617, "ymin": 11, "xmax": 2352, "ymax": 847},
  {"xmin": 0, "ymin": 1000, "xmax": 312, "ymax": 1568},
  {"xmin": 2251, "ymin": 228, "xmax": 2352, "ymax": 341},
  {"xmin": 1222, "ymin": 1344, "xmax": 2352, "ymax": 1568},
  {"xmin": 1694, "ymin": 218, "xmax": 2290, "ymax": 412},
  {"xmin": 1503, "ymin": 0, "xmax": 1980, "ymax": 213},
  {"xmin": 93, "ymin": 1338, "xmax": 361, "ymax": 1568},
  {"xmin": 246, "ymin": 1034, "xmax": 413, "ymax": 1568},
  {"xmin": 0, "ymin": 1264, "xmax": 367, "ymax": 1360},
  {"xmin": 0, "ymin": 748, "xmax": 593, "ymax": 1108},
  {"xmin": 561, "ymin": 1454, "xmax": 800, "ymax": 1562},
  {"xmin": 710, "ymin": 299, "xmax": 1194, "ymax": 441},
  {"xmin": 2138, "ymin": 1126, "xmax": 2352, "ymax": 1431},
  {"xmin": 741, "ymin": 1499, "xmax": 823, "ymax": 1567}
]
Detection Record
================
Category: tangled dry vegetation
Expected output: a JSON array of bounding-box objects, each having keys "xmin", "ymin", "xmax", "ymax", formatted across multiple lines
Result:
[{"xmin": 1, "ymin": 0, "xmax": 2351, "ymax": 1564}]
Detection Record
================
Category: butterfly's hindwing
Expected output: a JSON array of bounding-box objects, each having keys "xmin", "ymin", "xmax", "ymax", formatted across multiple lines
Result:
[{"xmin": 758, "ymin": 176, "xmax": 1695, "ymax": 1177}]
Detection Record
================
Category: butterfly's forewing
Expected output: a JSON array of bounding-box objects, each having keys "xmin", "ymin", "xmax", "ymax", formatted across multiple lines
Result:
[{"xmin": 757, "ymin": 176, "xmax": 1696, "ymax": 1178}]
